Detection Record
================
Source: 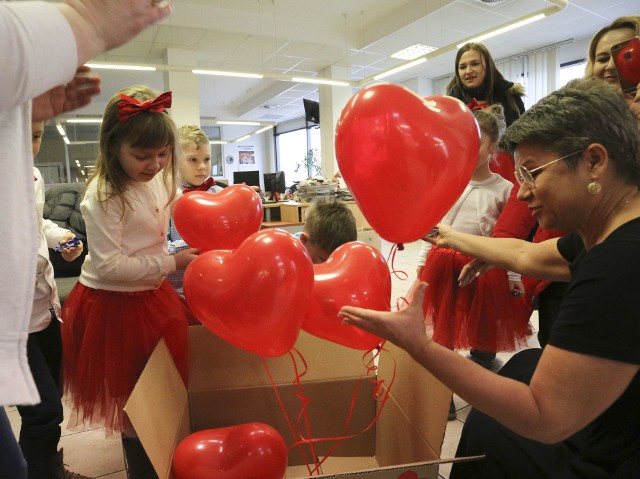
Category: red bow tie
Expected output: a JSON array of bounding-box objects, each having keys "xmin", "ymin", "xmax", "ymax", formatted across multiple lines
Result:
[
  {"xmin": 117, "ymin": 91, "xmax": 172, "ymax": 122},
  {"xmin": 467, "ymin": 98, "xmax": 483, "ymax": 111},
  {"xmin": 183, "ymin": 177, "xmax": 216, "ymax": 193}
]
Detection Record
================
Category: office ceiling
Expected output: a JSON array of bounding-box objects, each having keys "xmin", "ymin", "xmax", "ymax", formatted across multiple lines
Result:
[{"xmin": 62, "ymin": 0, "xmax": 639, "ymax": 124}]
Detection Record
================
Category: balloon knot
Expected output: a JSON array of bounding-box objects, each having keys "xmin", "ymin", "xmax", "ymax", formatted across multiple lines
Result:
[{"xmin": 396, "ymin": 243, "xmax": 405, "ymax": 251}]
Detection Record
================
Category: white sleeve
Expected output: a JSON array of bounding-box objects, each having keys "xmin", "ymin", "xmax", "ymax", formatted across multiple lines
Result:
[
  {"xmin": 417, "ymin": 240, "xmax": 432, "ymax": 267},
  {"xmin": 0, "ymin": 2, "xmax": 77, "ymax": 110}
]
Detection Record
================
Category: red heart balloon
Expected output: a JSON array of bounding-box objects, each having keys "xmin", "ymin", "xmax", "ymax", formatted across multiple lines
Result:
[
  {"xmin": 184, "ymin": 229, "xmax": 314, "ymax": 357},
  {"xmin": 615, "ymin": 37, "xmax": 640, "ymax": 84},
  {"xmin": 302, "ymin": 242, "xmax": 389, "ymax": 350},
  {"xmin": 173, "ymin": 184, "xmax": 263, "ymax": 251},
  {"xmin": 335, "ymin": 83, "xmax": 479, "ymax": 244},
  {"xmin": 173, "ymin": 423, "xmax": 288, "ymax": 479}
]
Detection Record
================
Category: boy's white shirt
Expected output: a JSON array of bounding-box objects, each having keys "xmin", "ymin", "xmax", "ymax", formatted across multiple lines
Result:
[{"xmin": 32, "ymin": 168, "xmax": 68, "ymax": 333}]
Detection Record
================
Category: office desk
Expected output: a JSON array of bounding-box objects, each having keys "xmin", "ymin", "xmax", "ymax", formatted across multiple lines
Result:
[
  {"xmin": 262, "ymin": 203, "xmax": 281, "ymax": 222},
  {"xmin": 261, "ymin": 200, "xmax": 370, "ymax": 229}
]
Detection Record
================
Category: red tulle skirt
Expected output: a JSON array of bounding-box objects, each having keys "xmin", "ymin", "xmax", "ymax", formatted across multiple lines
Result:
[
  {"xmin": 61, "ymin": 280, "xmax": 193, "ymax": 433},
  {"xmin": 419, "ymin": 247, "xmax": 531, "ymax": 352}
]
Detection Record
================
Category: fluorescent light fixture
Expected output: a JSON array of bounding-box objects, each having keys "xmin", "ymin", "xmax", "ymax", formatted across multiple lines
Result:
[
  {"xmin": 373, "ymin": 57, "xmax": 427, "ymax": 81},
  {"xmin": 456, "ymin": 14, "xmax": 546, "ymax": 49},
  {"xmin": 254, "ymin": 125, "xmax": 274, "ymax": 134},
  {"xmin": 192, "ymin": 69, "xmax": 263, "ymax": 79},
  {"xmin": 210, "ymin": 140, "xmax": 228, "ymax": 145},
  {"xmin": 66, "ymin": 118, "xmax": 102, "ymax": 124},
  {"xmin": 391, "ymin": 44, "xmax": 438, "ymax": 60},
  {"xmin": 235, "ymin": 135, "xmax": 251, "ymax": 142},
  {"xmin": 217, "ymin": 120, "xmax": 261, "ymax": 126},
  {"xmin": 62, "ymin": 136, "xmax": 70, "ymax": 145},
  {"xmin": 55, "ymin": 123, "xmax": 65, "ymax": 136},
  {"xmin": 291, "ymin": 77, "xmax": 350, "ymax": 87},
  {"xmin": 85, "ymin": 63, "xmax": 156, "ymax": 71}
]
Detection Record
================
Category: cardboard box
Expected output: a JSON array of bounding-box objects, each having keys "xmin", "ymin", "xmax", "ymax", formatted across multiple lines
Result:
[{"xmin": 125, "ymin": 325, "xmax": 475, "ymax": 478}]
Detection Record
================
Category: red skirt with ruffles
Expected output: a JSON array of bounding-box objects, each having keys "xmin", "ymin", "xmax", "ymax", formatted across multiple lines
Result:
[
  {"xmin": 419, "ymin": 247, "xmax": 531, "ymax": 352},
  {"xmin": 61, "ymin": 280, "xmax": 193, "ymax": 433}
]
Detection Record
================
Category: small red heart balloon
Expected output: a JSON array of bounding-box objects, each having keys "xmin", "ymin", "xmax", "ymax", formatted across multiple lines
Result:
[
  {"xmin": 615, "ymin": 37, "xmax": 640, "ymax": 85},
  {"xmin": 173, "ymin": 184, "xmax": 263, "ymax": 251},
  {"xmin": 302, "ymin": 242, "xmax": 389, "ymax": 350},
  {"xmin": 173, "ymin": 422, "xmax": 288, "ymax": 479},
  {"xmin": 335, "ymin": 83, "xmax": 479, "ymax": 244},
  {"xmin": 184, "ymin": 229, "xmax": 314, "ymax": 357}
]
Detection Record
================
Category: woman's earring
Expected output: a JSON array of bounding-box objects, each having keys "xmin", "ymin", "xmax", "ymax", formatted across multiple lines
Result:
[{"xmin": 587, "ymin": 180, "xmax": 601, "ymax": 195}]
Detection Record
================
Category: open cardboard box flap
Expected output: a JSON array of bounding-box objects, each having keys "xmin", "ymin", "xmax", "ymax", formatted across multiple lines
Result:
[{"xmin": 125, "ymin": 325, "xmax": 477, "ymax": 478}]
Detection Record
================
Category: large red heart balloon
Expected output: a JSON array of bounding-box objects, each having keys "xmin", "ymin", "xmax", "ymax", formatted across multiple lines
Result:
[
  {"xmin": 173, "ymin": 184, "xmax": 263, "ymax": 251},
  {"xmin": 335, "ymin": 83, "xmax": 479, "ymax": 244},
  {"xmin": 302, "ymin": 241, "xmax": 389, "ymax": 350},
  {"xmin": 184, "ymin": 229, "xmax": 314, "ymax": 357},
  {"xmin": 173, "ymin": 423, "xmax": 288, "ymax": 479}
]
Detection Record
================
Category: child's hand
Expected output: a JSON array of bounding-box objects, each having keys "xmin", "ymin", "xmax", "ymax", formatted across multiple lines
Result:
[
  {"xmin": 174, "ymin": 248, "xmax": 200, "ymax": 270},
  {"xmin": 56, "ymin": 232, "xmax": 84, "ymax": 262},
  {"xmin": 509, "ymin": 280, "xmax": 525, "ymax": 297},
  {"xmin": 458, "ymin": 259, "xmax": 493, "ymax": 287}
]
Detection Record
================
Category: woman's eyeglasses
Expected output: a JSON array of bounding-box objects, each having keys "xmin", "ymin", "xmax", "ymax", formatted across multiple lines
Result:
[{"xmin": 514, "ymin": 150, "xmax": 583, "ymax": 188}]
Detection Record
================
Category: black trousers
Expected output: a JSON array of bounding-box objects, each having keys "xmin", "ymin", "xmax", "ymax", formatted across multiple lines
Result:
[
  {"xmin": 0, "ymin": 409, "xmax": 27, "ymax": 479},
  {"xmin": 449, "ymin": 348, "xmax": 640, "ymax": 479},
  {"xmin": 16, "ymin": 315, "xmax": 64, "ymax": 479}
]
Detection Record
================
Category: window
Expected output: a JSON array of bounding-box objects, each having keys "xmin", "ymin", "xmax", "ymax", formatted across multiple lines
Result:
[
  {"xmin": 559, "ymin": 60, "xmax": 586, "ymax": 88},
  {"xmin": 275, "ymin": 123, "xmax": 322, "ymax": 184}
]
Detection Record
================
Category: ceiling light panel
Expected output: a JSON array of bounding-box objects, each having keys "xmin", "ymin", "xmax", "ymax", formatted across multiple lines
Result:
[{"xmin": 391, "ymin": 44, "xmax": 438, "ymax": 60}]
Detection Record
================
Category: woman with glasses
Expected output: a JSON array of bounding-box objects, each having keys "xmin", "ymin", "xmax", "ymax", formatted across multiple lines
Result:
[
  {"xmin": 461, "ymin": 15, "xmax": 640, "ymax": 349},
  {"xmin": 340, "ymin": 78, "xmax": 640, "ymax": 478}
]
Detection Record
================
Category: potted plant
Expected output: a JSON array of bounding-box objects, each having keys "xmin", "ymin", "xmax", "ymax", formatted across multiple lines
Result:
[{"xmin": 295, "ymin": 148, "xmax": 322, "ymax": 178}]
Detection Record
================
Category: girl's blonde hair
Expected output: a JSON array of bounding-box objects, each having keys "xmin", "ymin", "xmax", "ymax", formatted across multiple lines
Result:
[
  {"xmin": 88, "ymin": 85, "xmax": 180, "ymax": 213},
  {"xmin": 178, "ymin": 124, "xmax": 210, "ymax": 150},
  {"xmin": 473, "ymin": 104, "xmax": 506, "ymax": 144}
]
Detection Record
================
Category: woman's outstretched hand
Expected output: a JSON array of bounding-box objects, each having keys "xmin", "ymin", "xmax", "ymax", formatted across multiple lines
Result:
[{"xmin": 339, "ymin": 282, "xmax": 431, "ymax": 358}]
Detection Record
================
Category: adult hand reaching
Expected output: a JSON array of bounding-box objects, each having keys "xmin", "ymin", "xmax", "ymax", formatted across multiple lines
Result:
[
  {"xmin": 59, "ymin": 0, "xmax": 172, "ymax": 65},
  {"xmin": 32, "ymin": 67, "xmax": 100, "ymax": 121},
  {"xmin": 458, "ymin": 258, "xmax": 494, "ymax": 287},
  {"xmin": 340, "ymin": 282, "xmax": 431, "ymax": 358}
]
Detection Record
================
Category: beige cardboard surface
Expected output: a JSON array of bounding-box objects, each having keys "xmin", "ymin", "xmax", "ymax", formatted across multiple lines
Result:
[
  {"xmin": 377, "ymin": 341, "xmax": 451, "ymax": 457},
  {"xmin": 128, "ymin": 326, "xmax": 460, "ymax": 478},
  {"xmin": 189, "ymin": 378, "xmax": 377, "ymax": 466},
  {"xmin": 189, "ymin": 326, "xmax": 372, "ymax": 389},
  {"xmin": 124, "ymin": 339, "xmax": 191, "ymax": 479}
]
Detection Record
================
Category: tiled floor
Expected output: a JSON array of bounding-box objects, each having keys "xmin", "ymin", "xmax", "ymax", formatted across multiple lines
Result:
[{"xmin": 5, "ymin": 238, "xmax": 540, "ymax": 478}]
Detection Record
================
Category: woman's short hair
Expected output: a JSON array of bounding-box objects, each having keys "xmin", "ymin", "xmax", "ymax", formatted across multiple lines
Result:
[{"xmin": 500, "ymin": 78, "xmax": 640, "ymax": 186}]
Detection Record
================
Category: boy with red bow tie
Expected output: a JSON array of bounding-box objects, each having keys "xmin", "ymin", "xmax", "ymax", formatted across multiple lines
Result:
[{"xmin": 167, "ymin": 125, "xmax": 223, "ymax": 297}]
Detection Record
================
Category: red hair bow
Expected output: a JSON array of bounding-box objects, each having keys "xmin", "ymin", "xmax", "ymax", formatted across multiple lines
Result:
[
  {"xmin": 467, "ymin": 98, "xmax": 483, "ymax": 111},
  {"xmin": 117, "ymin": 91, "xmax": 172, "ymax": 122}
]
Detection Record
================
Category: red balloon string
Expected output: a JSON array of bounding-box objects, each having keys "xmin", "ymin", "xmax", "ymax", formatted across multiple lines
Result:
[
  {"xmin": 386, "ymin": 243, "xmax": 409, "ymax": 281},
  {"xmin": 280, "ymin": 344, "xmax": 397, "ymax": 476},
  {"xmin": 261, "ymin": 350, "xmax": 319, "ymax": 475}
]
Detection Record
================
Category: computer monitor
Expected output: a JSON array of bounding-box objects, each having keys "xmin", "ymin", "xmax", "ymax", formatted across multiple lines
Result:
[
  {"xmin": 263, "ymin": 171, "xmax": 286, "ymax": 194},
  {"xmin": 233, "ymin": 170, "xmax": 260, "ymax": 188},
  {"xmin": 303, "ymin": 99, "xmax": 320, "ymax": 124}
]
